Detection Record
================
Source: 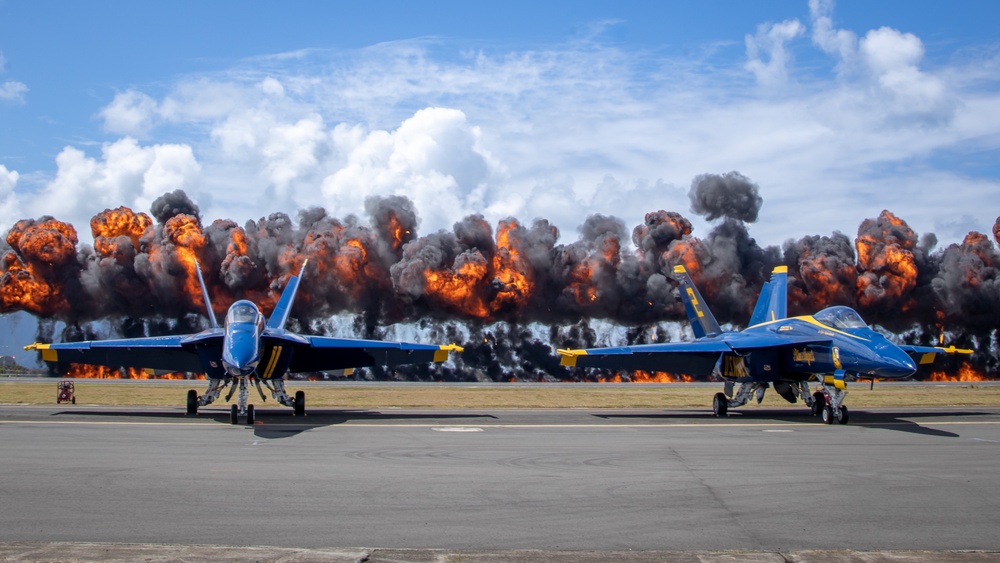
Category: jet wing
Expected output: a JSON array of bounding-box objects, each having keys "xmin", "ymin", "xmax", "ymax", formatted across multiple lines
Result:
[
  {"xmin": 25, "ymin": 330, "xmax": 223, "ymax": 373},
  {"xmin": 559, "ymin": 340, "xmax": 730, "ymax": 376},
  {"xmin": 898, "ymin": 344, "xmax": 973, "ymax": 365},
  {"xmin": 558, "ymin": 334, "xmax": 833, "ymax": 377},
  {"xmin": 724, "ymin": 333, "xmax": 833, "ymax": 352},
  {"xmin": 267, "ymin": 333, "xmax": 463, "ymax": 373}
]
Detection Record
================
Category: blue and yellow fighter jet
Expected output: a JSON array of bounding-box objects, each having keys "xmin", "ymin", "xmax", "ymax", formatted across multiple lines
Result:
[
  {"xmin": 26, "ymin": 261, "xmax": 462, "ymax": 425},
  {"xmin": 558, "ymin": 265, "xmax": 971, "ymax": 424}
]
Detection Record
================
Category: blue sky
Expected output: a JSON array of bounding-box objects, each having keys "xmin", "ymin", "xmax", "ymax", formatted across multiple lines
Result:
[{"xmin": 2, "ymin": 0, "xmax": 1000, "ymax": 251}]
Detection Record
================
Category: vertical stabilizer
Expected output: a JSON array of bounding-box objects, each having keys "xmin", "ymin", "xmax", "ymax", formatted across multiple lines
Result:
[
  {"xmin": 748, "ymin": 265, "xmax": 788, "ymax": 326},
  {"xmin": 267, "ymin": 260, "xmax": 308, "ymax": 330},
  {"xmin": 673, "ymin": 265, "xmax": 723, "ymax": 339},
  {"xmin": 195, "ymin": 261, "xmax": 219, "ymax": 329}
]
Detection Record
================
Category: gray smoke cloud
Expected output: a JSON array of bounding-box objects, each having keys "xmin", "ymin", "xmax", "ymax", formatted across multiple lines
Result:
[
  {"xmin": 150, "ymin": 189, "xmax": 201, "ymax": 223},
  {"xmin": 5, "ymin": 174, "xmax": 999, "ymax": 381},
  {"xmin": 689, "ymin": 171, "xmax": 763, "ymax": 223}
]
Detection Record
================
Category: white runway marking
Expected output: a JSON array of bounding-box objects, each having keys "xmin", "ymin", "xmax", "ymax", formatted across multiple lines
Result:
[{"xmin": 432, "ymin": 427, "xmax": 484, "ymax": 432}]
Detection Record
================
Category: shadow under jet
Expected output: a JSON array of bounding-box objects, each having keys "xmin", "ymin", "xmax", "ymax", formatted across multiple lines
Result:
[{"xmin": 594, "ymin": 408, "xmax": 1000, "ymax": 438}]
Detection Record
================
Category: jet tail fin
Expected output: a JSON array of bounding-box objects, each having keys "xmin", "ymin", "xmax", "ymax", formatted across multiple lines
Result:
[
  {"xmin": 195, "ymin": 261, "xmax": 219, "ymax": 329},
  {"xmin": 673, "ymin": 265, "xmax": 722, "ymax": 338},
  {"xmin": 267, "ymin": 260, "xmax": 308, "ymax": 330},
  {"xmin": 748, "ymin": 266, "xmax": 788, "ymax": 326}
]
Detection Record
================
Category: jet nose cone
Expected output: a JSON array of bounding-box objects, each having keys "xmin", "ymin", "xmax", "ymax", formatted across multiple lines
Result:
[
  {"xmin": 229, "ymin": 348, "xmax": 256, "ymax": 370},
  {"xmin": 876, "ymin": 345, "xmax": 917, "ymax": 379},
  {"xmin": 223, "ymin": 332, "xmax": 259, "ymax": 375}
]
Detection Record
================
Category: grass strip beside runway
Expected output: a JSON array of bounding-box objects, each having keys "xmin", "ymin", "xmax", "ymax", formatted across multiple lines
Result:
[{"xmin": 2, "ymin": 380, "xmax": 1000, "ymax": 409}]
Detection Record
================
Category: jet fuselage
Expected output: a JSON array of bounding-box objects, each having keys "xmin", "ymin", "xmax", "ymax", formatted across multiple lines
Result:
[{"xmin": 221, "ymin": 300, "xmax": 264, "ymax": 377}]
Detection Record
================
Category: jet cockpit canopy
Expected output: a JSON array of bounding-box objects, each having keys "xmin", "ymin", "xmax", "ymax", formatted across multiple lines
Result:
[
  {"xmin": 226, "ymin": 300, "xmax": 261, "ymax": 326},
  {"xmin": 813, "ymin": 306, "xmax": 867, "ymax": 330}
]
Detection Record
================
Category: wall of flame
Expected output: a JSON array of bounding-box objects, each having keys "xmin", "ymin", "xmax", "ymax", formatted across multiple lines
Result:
[{"xmin": 3, "ymin": 188, "xmax": 998, "ymax": 382}]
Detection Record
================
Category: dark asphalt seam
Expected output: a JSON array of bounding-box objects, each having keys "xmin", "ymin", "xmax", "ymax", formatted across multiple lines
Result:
[{"xmin": 665, "ymin": 444, "xmax": 765, "ymax": 550}]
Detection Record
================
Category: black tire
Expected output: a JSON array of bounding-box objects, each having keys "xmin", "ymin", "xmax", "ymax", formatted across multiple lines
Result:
[
  {"xmin": 230, "ymin": 404, "xmax": 239, "ymax": 425},
  {"xmin": 186, "ymin": 389, "xmax": 198, "ymax": 415},
  {"xmin": 294, "ymin": 390, "xmax": 305, "ymax": 416},
  {"xmin": 712, "ymin": 392, "xmax": 728, "ymax": 417},
  {"xmin": 822, "ymin": 406, "xmax": 834, "ymax": 424},
  {"xmin": 247, "ymin": 404, "xmax": 255, "ymax": 425},
  {"xmin": 836, "ymin": 405, "xmax": 849, "ymax": 425},
  {"xmin": 71, "ymin": 397, "xmax": 76, "ymax": 405},
  {"xmin": 811, "ymin": 392, "xmax": 826, "ymax": 416}
]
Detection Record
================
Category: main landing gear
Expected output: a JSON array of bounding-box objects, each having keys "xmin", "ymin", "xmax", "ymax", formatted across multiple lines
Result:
[
  {"xmin": 712, "ymin": 392, "xmax": 728, "ymax": 417},
  {"xmin": 711, "ymin": 381, "xmax": 768, "ymax": 417},
  {"xmin": 711, "ymin": 377, "xmax": 851, "ymax": 425},
  {"xmin": 813, "ymin": 389, "xmax": 848, "ymax": 424},
  {"xmin": 186, "ymin": 377, "xmax": 306, "ymax": 425}
]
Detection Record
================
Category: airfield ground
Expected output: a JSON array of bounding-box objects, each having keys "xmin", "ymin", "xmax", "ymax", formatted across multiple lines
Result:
[{"xmin": 1, "ymin": 379, "xmax": 999, "ymax": 409}]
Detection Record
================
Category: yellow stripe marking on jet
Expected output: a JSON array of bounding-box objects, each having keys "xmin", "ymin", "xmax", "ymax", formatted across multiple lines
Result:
[
  {"xmin": 750, "ymin": 315, "xmax": 870, "ymax": 342},
  {"xmin": 262, "ymin": 346, "xmax": 282, "ymax": 379},
  {"xmin": 823, "ymin": 375, "xmax": 847, "ymax": 389}
]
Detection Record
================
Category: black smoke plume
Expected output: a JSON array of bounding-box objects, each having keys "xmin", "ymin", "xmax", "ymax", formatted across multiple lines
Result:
[{"xmin": 3, "ymin": 172, "xmax": 997, "ymax": 381}]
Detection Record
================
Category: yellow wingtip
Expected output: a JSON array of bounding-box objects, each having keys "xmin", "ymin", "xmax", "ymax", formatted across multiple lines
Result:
[
  {"xmin": 556, "ymin": 348, "xmax": 588, "ymax": 367},
  {"xmin": 25, "ymin": 343, "xmax": 58, "ymax": 362},
  {"xmin": 433, "ymin": 343, "xmax": 465, "ymax": 363}
]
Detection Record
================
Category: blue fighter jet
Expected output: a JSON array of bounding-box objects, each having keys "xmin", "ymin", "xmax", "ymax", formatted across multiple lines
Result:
[
  {"xmin": 26, "ymin": 261, "xmax": 463, "ymax": 424},
  {"xmin": 558, "ymin": 265, "xmax": 971, "ymax": 424}
]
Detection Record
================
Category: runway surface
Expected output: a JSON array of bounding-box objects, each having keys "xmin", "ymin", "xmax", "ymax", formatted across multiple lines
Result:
[{"xmin": 2, "ymin": 404, "xmax": 999, "ymax": 561}]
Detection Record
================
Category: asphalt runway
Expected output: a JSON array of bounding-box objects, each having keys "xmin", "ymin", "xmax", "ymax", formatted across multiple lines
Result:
[{"xmin": 1, "ymin": 404, "xmax": 999, "ymax": 561}]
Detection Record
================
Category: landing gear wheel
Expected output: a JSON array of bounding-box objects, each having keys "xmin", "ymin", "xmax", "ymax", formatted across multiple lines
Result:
[
  {"xmin": 294, "ymin": 390, "xmax": 305, "ymax": 416},
  {"xmin": 186, "ymin": 389, "xmax": 198, "ymax": 415},
  {"xmin": 230, "ymin": 404, "xmax": 239, "ymax": 425},
  {"xmin": 246, "ymin": 404, "xmax": 255, "ymax": 425},
  {"xmin": 811, "ymin": 392, "xmax": 826, "ymax": 416},
  {"xmin": 836, "ymin": 405, "xmax": 849, "ymax": 425},
  {"xmin": 822, "ymin": 405, "xmax": 835, "ymax": 424},
  {"xmin": 712, "ymin": 392, "xmax": 728, "ymax": 417}
]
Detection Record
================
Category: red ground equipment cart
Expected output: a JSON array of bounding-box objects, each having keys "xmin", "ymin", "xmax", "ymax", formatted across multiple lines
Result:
[{"xmin": 57, "ymin": 380, "xmax": 75, "ymax": 404}]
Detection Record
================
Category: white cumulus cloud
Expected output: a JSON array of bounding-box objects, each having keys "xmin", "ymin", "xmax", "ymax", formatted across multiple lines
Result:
[
  {"xmin": 33, "ymin": 138, "xmax": 201, "ymax": 232},
  {"xmin": 0, "ymin": 81, "xmax": 27, "ymax": 103},
  {"xmin": 0, "ymin": 164, "xmax": 21, "ymax": 233},
  {"xmin": 809, "ymin": 0, "xmax": 858, "ymax": 69},
  {"xmin": 0, "ymin": 51, "xmax": 28, "ymax": 103},
  {"xmin": 745, "ymin": 19, "xmax": 806, "ymax": 86},
  {"xmin": 321, "ymin": 107, "xmax": 495, "ymax": 231},
  {"xmin": 860, "ymin": 27, "xmax": 953, "ymax": 121},
  {"xmin": 100, "ymin": 90, "xmax": 160, "ymax": 136}
]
